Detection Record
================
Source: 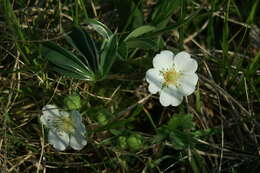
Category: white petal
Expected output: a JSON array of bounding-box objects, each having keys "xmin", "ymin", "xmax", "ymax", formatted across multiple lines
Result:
[
  {"xmin": 48, "ymin": 130, "xmax": 69, "ymax": 151},
  {"xmin": 146, "ymin": 68, "xmax": 164, "ymax": 94},
  {"xmin": 159, "ymin": 86, "xmax": 183, "ymax": 107},
  {"xmin": 177, "ymin": 73, "xmax": 198, "ymax": 96},
  {"xmin": 71, "ymin": 111, "xmax": 86, "ymax": 133},
  {"xmin": 153, "ymin": 50, "xmax": 174, "ymax": 70},
  {"xmin": 41, "ymin": 105, "xmax": 60, "ymax": 126},
  {"xmin": 173, "ymin": 51, "xmax": 198, "ymax": 73},
  {"xmin": 71, "ymin": 111, "xmax": 82, "ymax": 123},
  {"xmin": 42, "ymin": 105, "xmax": 59, "ymax": 114},
  {"xmin": 59, "ymin": 110, "xmax": 70, "ymax": 118},
  {"xmin": 70, "ymin": 133, "xmax": 87, "ymax": 150}
]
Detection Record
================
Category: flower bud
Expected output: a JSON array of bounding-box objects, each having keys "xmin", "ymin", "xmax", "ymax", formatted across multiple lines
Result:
[
  {"xmin": 127, "ymin": 134, "xmax": 143, "ymax": 151},
  {"xmin": 97, "ymin": 112, "xmax": 109, "ymax": 125},
  {"xmin": 118, "ymin": 136, "xmax": 128, "ymax": 149},
  {"xmin": 64, "ymin": 94, "xmax": 81, "ymax": 110}
]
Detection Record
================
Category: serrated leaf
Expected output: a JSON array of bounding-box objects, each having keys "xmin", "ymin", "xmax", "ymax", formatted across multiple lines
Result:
[
  {"xmin": 168, "ymin": 114, "xmax": 194, "ymax": 131},
  {"xmin": 192, "ymin": 128, "xmax": 218, "ymax": 138},
  {"xmin": 124, "ymin": 25, "xmax": 156, "ymax": 41},
  {"xmin": 169, "ymin": 130, "xmax": 195, "ymax": 150},
  {"xmin": 153, "ymin": 126, "xmax": 169, "ymax": 144}
]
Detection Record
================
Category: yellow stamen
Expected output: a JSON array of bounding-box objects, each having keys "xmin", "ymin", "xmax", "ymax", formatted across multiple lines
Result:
[
  {"xmin": 58, "ymin": 116, "xmax": 75, "ymax": 134},
  {"xmin": 163, "ymin": 69, "xmax": 181, "ymax": 86}
]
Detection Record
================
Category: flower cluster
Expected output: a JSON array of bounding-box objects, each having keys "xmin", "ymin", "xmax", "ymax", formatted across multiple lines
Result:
[
  {"xmin": 146, "ymin": 50, "xmax": 198, "ymax": 106},
  {"xmin": 40, "ymin": 105, "xmax": 87, "ymax": 151}
]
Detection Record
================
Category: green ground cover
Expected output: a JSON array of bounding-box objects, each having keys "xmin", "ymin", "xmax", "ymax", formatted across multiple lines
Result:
[{"xmin": 0, "ymin": 0, "xmax": 260, "ymax": 172}]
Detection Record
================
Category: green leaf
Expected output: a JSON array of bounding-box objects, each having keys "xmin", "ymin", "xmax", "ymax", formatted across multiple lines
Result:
[
  {"xmin": 113, "ymin": 0, "xmax": 144, "ymax": 30},
  {"xmin": 85, "ymin": 18, "xmax": 113, "ymax": 39},
  {"xmin": 149, "ymin": 155, "xmax": 174, "ymax": 168},
  {"xmin": 167, "ymin": 114, "xmax": 194, "ymax": 131},
  {"xmin": 124, "ymin": 25, "xmax": 156, "ymax": 41},
  {"xmin": 169, "ymin": 131, "xmax": 186, "ymax": 150},
  {"xmin": 117, "ymin": 42, "xmax": 128, "ymax": 60},
  {"xmin": 246, "ymin": 0, "xmax": 259, "ymax": 24},
  {"xmin": 41, "ymin": 42, "xmax": 94, "ymax": 81},
  {"xmin": 169, "ymin": 130, "xmax": 195, "ymax": 150},
  {"xmin": 131, "ymin": 3, "xmax": 144, "ymax": 29},
  {"xmin": 125, "ymin": 38, "xmax": 157, "ymax": 50},
  {"xmin": 66, "ymin": 26, "xmax": 99, "ymax": 71},
  {"xmin": 151, "ymin": 0, "xmax": 181, "ymax": 28},
  {"xmin": 190, "ymin": 151, "xmax": 209, "ymax": 173},
  {"xmin": 99, "ymin": 34, "xmax": 118, "ymax": 77},
  {"xmin": 53, "ymin": 65, "xmax": 91, "ymax": 80},
  {"xmin": 192, "ymin": 128, "xmax": 219, "ymax": 138},
  {"xmin": 153, "ymin": 126, "xmax": 170, "ymax": 144},
  {"xmin": 246, "ymin": 50, "xmax": 260, "ymax": 77}
]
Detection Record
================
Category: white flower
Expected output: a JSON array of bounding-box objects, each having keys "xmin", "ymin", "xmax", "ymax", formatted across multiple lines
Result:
[
  {"xmin": 40, "ymin": 104, "xmax": 87, "ymax": 151},
  {"xmin": 146, "ymin": 50, "xmax": 198, "ymax": 107}
]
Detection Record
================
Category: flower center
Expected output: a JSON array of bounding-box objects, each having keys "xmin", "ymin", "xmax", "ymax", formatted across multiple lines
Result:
[
  {"xmin": 163, "ymin": 69, "xmax": 181, "ymax": 86},
  {"xmin": 58, "ymin": 116, "xmax": 75, "ymax": 134}
]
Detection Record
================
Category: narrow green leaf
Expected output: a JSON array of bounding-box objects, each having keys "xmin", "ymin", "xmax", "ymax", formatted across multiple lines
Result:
[
  {"xmin": 246, "ymin": 0, "xmax": 259, "ymax": 24},
  {"xmin": 126, "ymin": 38, "xmax": 157, "ymax": 50},
  {"xmin": 84, "ymin": 18, "xmax": 113, "ymax": 39},
  {"xmin": 99, "ymin": 34, "xmax": 118, "ymax": 77},
  {"xmin": 53, "ymin": 66, "xmax": 92, "ymax": 80},
  {"xmin": 42, "ymin": 42, "xmax": 91, "ymax": 72},
  {"xmin": 151, "ymin": 0, "xmax": 181, "ymax": 28},
  {"xmin": 190, "ymin": 151, "xmax": 209, "ymax": 173},
  {"xmin": 124, "ymin": 25, "xmax": 156, "ymax": 41},
  {"xmin": 246, "ymin": 50, "xmax": 260, "ymax": 77},
  {"xmin": 117, "ymin": 42, "xmax": 128, "ymax": 60},
  {"xmin": 113, "ymin": 0, "xmax": 144, "ymax": 31},
  {"xmin": 66, "ymin": 26, "xmax": 99, "ymax": 71},
  {"xmin": 41, "ymin": 42, "xmax": 94, "ymax": 80},
  {"xmin": 149, "ymin": 155, "xmax": 174, "ymax": 168}
]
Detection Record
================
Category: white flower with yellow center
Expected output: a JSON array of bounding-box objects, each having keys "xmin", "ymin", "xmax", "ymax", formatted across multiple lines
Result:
[
  {"xmin": 40, "ymin": 105, "xmax": 87, "ymax": 151},
  {"xmin": 146, "ymin": 50, "xmax": 198, "ymax": 107}
]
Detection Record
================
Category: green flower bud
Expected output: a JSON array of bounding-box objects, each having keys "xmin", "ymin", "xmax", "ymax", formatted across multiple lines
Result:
[
  {"xmin": 127, "ymin": 134, "xmax": 143, "ymax": 151},
  {"xmin": 64, "ymin": 94, "xmax": 81, "ymax": 110},
  {"xmin": 118, "ymin": 136, "xmax": 128, "ymax": 149},
  {"xmin": 97, "ymin": 112, "xmax": 109, "ymax": 125}
]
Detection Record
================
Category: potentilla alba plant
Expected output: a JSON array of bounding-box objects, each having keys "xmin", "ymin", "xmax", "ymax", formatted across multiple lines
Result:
[
  {"xmin": 146, "ymin": 50, "xmax": 198, "ymax": 107},
  {"xmin": 40, "ymin": 105, "xmax": 87, "ymax": 151}
]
